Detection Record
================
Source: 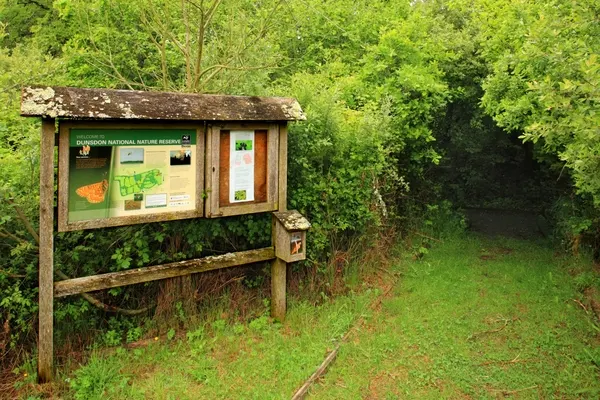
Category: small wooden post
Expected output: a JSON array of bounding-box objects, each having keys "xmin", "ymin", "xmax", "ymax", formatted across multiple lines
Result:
[
  {"xmin": 38, "ymin": 118, "xmax": 55, "ymax": 383},
  {"xmin": 271, "ymin": 124, "xmax": 288, "ymax": 321}
]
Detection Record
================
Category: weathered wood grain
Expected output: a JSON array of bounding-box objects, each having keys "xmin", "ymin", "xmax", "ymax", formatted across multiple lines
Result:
[
  {"xmin": 267, "ymin": 124, "xmax": 279, "ymax": 208},
  {"xmin": 21, "ymin": 86, "xmax": 306, "ymax": 121},
  {"xmin": 218, "ymin": 202, "xmax": 276, "ymax": 217},
  {"xmin": 273, "ymin": 210, "xmax": 311, "ymax": 231},
  {"xmin": 209, "ymin": 125, "xmax": 220, "ymax": 216},
  {"xmin": 54, "ymin": 247, "xmax": 275, "ymax": 297},
  {"xmin": 38, "ymin": 118, "xmax": 55, "ymax": 383},
  {"xmin": 271, "ymin": 123, "xmax": 289, "ymax": 321},
  {"xmin": 278, "ymin": 124, "xmax": 288, "ymax": 211},
  {"xmin": 270, "ymin": 257, "xmax": 287, "ymax": 321},
  {"xmin": 57, "ymin": 125, "xmax": 69, "ymax": 232}
]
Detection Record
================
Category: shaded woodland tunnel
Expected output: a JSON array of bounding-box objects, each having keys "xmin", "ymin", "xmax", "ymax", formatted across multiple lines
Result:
[{"xmin": 433, "ymin": 109, "xmax": 563, "ymax": 240}]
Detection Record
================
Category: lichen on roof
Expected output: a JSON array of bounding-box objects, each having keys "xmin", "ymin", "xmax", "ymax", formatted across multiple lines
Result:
[
  {"xmin": 273, "ymin": 210, "xmax": 311, "ymax": 231},
  {"xmin": 21, "ymin": 85, "xmax": 305, "ymax": 122}
]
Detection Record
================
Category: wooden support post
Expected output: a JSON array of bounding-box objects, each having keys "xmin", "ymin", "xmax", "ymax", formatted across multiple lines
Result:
[
  {"xmin": 38, "ymin": 118, "xmax": 55, "ymax": 383},
  {"xmin": 271, "ymin": 257, "xmax": 287, "ymax": 321},
  {"xmin": 271, "ymin": 124, "xmax": 288, "ymax": 321}
]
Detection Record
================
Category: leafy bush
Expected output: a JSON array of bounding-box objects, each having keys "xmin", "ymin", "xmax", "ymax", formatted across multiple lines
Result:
[
  {"xmin": 0, "ymin": 42, "xmax": 66, "ymax": 351},
  {"xmin": 286, "ymin": 71, "xmax": 389, "ymax": 263}
]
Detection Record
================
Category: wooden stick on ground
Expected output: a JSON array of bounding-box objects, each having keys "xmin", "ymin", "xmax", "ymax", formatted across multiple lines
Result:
[
  {"xmin": 572, "ymin": 298, "xmax": 589, "ymax": 314},
  {"xmin": 411, "ymin": 231, "xmax": 443, "ymax": 243},
  {"xmin": 491, "ymin": 385, "xmax": 538, "ymax": 395},
  {"xmin": 291, "ymin": 346, "xmax": 340, "ymax": 400},
  {"xmin": 290, "ymin": 272, "xmax": 401, "ymax": 400},
  {"xmin": 468, "ymin": 317, "xmax": 518, "ymax": 341}
]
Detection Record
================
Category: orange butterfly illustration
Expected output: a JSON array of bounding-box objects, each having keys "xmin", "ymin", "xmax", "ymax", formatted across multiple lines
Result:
[
  {"xmin": 291, "ymin": 239, "xmax": 302, "ymax": 255},
  {"xmin": 76, "ymin": 179, "xmax": 108, "ymax": 204},
  {"xmin": 79, "ymin": 145, "xmax": 91, "ymax": 156}
]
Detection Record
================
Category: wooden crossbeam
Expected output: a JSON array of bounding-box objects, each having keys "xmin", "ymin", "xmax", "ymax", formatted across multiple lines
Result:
[{"xmin": 54, "ymin": 247, "xmax": 275, "ymax": 298}]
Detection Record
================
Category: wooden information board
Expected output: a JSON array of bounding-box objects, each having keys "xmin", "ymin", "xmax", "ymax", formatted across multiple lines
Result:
[{"xmin": 20, "ymin": 85, "xmax": 305, "ymax": 383}]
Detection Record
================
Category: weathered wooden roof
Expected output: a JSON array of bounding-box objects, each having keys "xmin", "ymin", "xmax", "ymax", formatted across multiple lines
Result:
[
  {"xmin": 20, "ymin": 86, "xmax": 306, "ymax": 121},
  {"xmin": 273, "ymin": 210, "xmax": 311, "ymax": 231}
]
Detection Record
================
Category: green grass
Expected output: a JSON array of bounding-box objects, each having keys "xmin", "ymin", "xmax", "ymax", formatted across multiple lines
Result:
[
  {"xmin": 310, "ymin": 235, "xmax": 600, "ymax": 399},
  {"xmin": 46, "ymin": 234, "xmax": 600, "ymax": 399},
  {"xmin": 61, "ymin": 291, "xmax": 379, "ymax": 400}
]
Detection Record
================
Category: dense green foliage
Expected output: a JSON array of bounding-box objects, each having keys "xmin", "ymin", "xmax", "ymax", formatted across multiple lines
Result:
[{"xmin": 1, "ymin": 0, "xmax": 599, "ymax": 357}]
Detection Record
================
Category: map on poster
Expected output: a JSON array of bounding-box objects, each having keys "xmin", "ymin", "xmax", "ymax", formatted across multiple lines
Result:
[{"xmin": 67, "ymin": 129, "xmax": 197, "ymax": 223}]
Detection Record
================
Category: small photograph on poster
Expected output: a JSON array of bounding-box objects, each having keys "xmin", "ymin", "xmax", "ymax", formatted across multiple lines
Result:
[
  {"xmin": 242, "ymin": 153, "xmax": 253, "ymax": 165},
  {"xmin": 235, "ymin": 140, "xmax": 253, "ymax": 151},
  {"xmin": 290, "ymin": 233, "xmax": 303, "ymax": 255},
  {"xmin": 170, "ymin": 149, "xmax": 191, "ymax": 166},
  {"xmin": 124, "ymin": 200, "xmax": 142, "ymax": 211},
  {"xmin": 120, "ymin": 148, "xmax": 144, "ymax": 164},
  {"xmin": 234, "ymin": 190, "xmax": 247, "ymax": 201},
  {"xmin": 134, "ymin": 193, "xmax": 143, "ymax": 201}
]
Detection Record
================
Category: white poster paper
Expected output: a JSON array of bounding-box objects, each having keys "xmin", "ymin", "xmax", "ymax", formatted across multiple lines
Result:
[{"xmin": 230, "ymin": 130, "xmax": 255, "ymax": 203}]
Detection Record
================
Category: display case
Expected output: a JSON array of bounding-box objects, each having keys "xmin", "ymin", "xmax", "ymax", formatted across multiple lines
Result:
[{"xmin": 205, "ymin": 123, "xmax": 282, "ymax": 217}]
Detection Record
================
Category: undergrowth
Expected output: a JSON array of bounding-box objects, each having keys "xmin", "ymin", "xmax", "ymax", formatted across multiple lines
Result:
[{"xmin": 14, "ymin": 223, "xmax": 600, "ymax": 399}]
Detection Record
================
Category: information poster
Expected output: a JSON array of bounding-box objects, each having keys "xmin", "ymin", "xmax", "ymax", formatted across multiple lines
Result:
[
  {"xmin": 229, "ymin": 130, "xmax": 255, "ymax": 203},
  {"xmin": 68, "ymin": 129, "xmax": 196, "ymax": 223}
]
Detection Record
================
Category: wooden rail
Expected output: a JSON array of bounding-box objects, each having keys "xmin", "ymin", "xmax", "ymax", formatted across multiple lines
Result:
[{"xmin": 54, "ymin": 247, "xmax": 275, "ymax": 298}]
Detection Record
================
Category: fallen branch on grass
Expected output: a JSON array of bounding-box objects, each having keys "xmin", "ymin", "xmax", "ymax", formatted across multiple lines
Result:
[
  {"xmin": 491, "ymin": 385, "xmax": 538, "ymax": 395},
  {"xmin": 291, "ymin": 345, "xmax": 340, "ymax": 400},
  {"xmin": 467, "ymin": 317, "xmax": 518, "ymax": 341},
  {"xmin": 411, "ymin": 231, "xmax": 443, "ymax": 243},
  {"xmin": 572, "ymin": 298, "xmax": 589, "ymax": 314},
  {"xmin": 291, "ymin": 271, "xmax": 401, "ymax": 399}
]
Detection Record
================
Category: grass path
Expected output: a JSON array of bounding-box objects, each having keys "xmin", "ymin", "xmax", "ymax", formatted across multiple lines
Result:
[
  {"xmin": 309, "ymin": 235, "xmax": 600, "ymax": 399},
  {"xmin": 52, "ymin": 235, "xmax": 600, "ymax": 399}
]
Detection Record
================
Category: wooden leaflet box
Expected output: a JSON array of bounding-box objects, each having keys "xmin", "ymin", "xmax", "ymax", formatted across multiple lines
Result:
[{"xmin": 273, "ymin": 210, "xmax": 310, "ymax": 263}]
